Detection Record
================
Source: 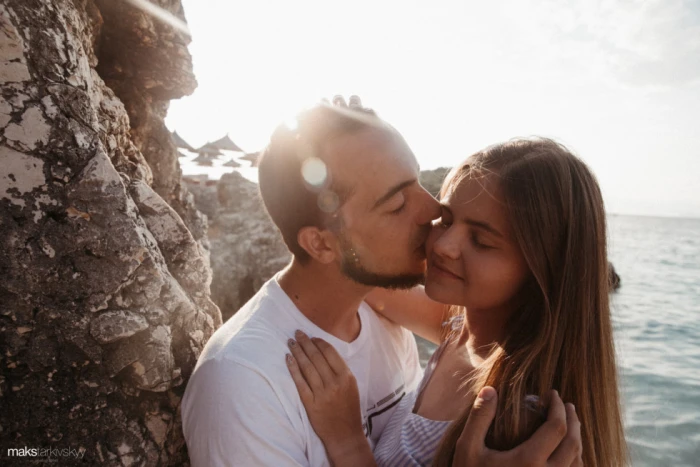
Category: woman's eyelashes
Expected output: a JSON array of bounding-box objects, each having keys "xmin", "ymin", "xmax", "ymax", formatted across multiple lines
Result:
[
  {"xmin": 471, "ymin": 231, "xmax": 494, "ymax": 250},
  {"xmin": 434, "ymin": 216, "xmax": 494, "ymax": 250}
]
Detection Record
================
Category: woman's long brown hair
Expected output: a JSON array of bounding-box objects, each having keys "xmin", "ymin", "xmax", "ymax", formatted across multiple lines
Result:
[{"xmin": 432, "ymin": 138, "xmax": 627, "ymax": 466}]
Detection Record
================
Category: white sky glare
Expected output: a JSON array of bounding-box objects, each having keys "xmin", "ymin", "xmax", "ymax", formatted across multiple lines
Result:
[{"xmin": 165, "ymin": 0, "xmax": 700, "ymax": 218}]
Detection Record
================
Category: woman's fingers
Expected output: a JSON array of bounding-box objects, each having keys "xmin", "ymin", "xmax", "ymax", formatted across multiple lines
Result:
[
  {"xmin": 294, "ymin": 331, "xmax": 336, "ymax": 385},
  {"xmin": 288, "ymin": 335, "xmax": 325, "ymax": 391},
  {"xmin": 332, "ymin": 95, "xmax": 348, "ymax": 107},
  {"xmin": 454, "ymin": 386, "xmax": 499, "ymax": 464},
  {"xmin": 516, "ymin": 390, "xmax": 568, "ymax": 464},
  {"xmin": 348, "ymin": 95, "xmax": 362, "ymax": 109},
  {"xmin": 547, "ymin": 403, "xmax": 582, "ymax": 467},
  {"xmin": 312, "ymin": 337, "xmax": 350, "ymax": 376},
  {"xmin": 285, "ymin": 353, "xmax": 313, "ymax": 404}
]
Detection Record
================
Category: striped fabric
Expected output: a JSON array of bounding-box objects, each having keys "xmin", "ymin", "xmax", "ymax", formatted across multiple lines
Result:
[
  {"xmin": 373, "ymin": 391, "xmax": 452, "ymax": 466},
  {"xmin": 374, "ymin": 316, "xmax": 464, "ymax": 466}
]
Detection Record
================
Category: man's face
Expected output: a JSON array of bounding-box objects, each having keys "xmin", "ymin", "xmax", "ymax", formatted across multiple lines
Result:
[{"xmin": 324, "ymin": 128, "xmax": 441, "ymax": 289}]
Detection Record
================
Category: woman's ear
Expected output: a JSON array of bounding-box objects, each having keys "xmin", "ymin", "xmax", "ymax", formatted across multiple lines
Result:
[{"xmin": 297, "ymin": 226, "xmax": 337, "ymax": 264}]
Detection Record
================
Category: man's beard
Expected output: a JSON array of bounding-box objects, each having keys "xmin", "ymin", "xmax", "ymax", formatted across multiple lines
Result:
[{"xmin": 339, "ymin": 240, "xmax": 426, "ymax": 290}]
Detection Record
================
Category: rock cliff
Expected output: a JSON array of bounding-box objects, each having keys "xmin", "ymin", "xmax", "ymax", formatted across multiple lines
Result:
[{"xmin": 0, "ymin": 1, "xmax": 219, "ymax": 464}]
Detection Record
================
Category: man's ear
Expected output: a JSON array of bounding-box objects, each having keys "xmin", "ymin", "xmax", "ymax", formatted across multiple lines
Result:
[{"xmin": 297, "ymin": 226, "xmax": 338, "ymax": 264}]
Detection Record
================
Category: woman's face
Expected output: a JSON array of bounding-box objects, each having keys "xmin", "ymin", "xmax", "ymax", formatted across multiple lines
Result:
[{"xmin": 424, "ymin": 174, "xmax": 530, "ymax": 312}]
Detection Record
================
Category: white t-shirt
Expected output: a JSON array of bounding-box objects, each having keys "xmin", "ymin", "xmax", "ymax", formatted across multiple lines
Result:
[{"xmin": 182, "ymin": 273, "xmax": 423, "ymax": 467}]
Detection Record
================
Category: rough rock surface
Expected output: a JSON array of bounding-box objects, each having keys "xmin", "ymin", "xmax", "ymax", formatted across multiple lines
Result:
[
  {"xmin": 185, "ymin": 172, "xmax": 291, "ymax": 321},
  {"xmin": 0, "ymin": 1, "xmax": 220, "ymax": 465}
]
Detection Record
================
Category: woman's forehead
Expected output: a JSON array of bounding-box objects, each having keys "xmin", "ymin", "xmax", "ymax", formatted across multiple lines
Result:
[
  {"xmin": 444, "ymin": 173, "xmax": 501, "ymax": 205},
  {"xmin": 442, "ymin": 175, "xmax": 509, "ymax": 226}
]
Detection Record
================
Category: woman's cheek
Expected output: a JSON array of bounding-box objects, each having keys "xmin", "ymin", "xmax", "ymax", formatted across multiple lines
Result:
[{"xmin": 464, "ymin": 253, "xmax": 518, "ymax": 306}]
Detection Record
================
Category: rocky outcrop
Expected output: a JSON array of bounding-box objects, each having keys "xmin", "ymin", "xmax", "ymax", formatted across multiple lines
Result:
[
  {"xmin": 185, "ymin": 172, "xmax": 290, "ymax": 321},
  {"xmin": 419, "ymin": 167, "xmax": 451, "ymax": 198},
  {"xmin": 94, "ymin": 0, "xmax": 209, "ymax": 245},
  {"xmin": 0, "ymin": 1, "xmax": 219, "ymax": 465}
]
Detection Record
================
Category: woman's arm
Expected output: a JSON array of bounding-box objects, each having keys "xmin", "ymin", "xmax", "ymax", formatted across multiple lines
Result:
[{"xmin": 365, "ymin": 286, "xmax": 447, "ymax": 345}]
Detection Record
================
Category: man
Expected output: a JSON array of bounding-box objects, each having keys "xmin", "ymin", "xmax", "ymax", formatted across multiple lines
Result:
[{"xmin": 182, "ymin": 98, "xmax": 581, "ymax": 466}]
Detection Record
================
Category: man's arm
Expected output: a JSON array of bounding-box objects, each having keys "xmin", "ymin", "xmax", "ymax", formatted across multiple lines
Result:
[{"xmin": 181, "ymin": 359, "xmax": 309, "ymax": 467}]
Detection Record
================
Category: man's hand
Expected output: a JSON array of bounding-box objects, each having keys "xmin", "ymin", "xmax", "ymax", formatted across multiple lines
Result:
[{"xmin": 453, "ymin": 387, "xmax": 583, "ymax": 467}]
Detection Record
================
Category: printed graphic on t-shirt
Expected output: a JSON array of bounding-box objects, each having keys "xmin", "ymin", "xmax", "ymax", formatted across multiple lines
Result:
[{"xmin": 362, "ymin": 382, "xmax": 406, "ymax": 437}]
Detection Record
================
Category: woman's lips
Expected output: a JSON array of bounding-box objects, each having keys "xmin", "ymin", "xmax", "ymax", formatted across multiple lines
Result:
[{"xmin": 429, "ymin": 261, "xmax": 463, "ymax": 281}]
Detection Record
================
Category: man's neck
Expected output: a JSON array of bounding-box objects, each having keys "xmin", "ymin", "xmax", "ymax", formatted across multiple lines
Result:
[{"xmin": 277, "ymin": 259, "xmax": 373, "ymax": 343}]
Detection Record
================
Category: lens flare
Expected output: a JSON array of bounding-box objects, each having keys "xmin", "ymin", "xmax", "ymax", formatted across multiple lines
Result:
[
  {"xmin": 301, "ymin": 157, "xmax": 327, "ymax": 187},
  {"xmin": 124, "ymin": 0, "xmax": 191, "ymax": 37},
  {"xmin": 317, "ymin": 190, "xmax": 340, "ymax": 213}
]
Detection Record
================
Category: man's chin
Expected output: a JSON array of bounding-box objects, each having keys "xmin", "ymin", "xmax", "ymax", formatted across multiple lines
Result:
[{"xmin": 341, "ymin": 263, "xmax": 425, "ymax": 290}]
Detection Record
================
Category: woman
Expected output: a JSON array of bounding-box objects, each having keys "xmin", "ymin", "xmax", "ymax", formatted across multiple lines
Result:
[{"xmin": 285, "ymin": 138, "xmax": 627, "ymax": 466}]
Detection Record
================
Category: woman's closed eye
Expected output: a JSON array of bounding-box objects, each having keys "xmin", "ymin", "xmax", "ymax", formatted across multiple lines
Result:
[{"xmin": 471, "ymin": 231, "xmax": 494, "ymax": 250}]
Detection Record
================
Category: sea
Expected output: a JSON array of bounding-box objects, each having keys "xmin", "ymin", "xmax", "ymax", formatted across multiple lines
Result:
[
  {"xmin": 182, "ymin": 153, "xmax": 700, "ymax": 466},
  {"xmin": 608, "ymin": 214, "xmax": 700, "ymax": 466}
]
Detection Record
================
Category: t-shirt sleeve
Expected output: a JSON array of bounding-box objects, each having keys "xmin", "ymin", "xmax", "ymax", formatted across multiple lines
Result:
[
  {"xmin": 401, "ymin": 329, "xmax": 423, "ymax": 392},
  {"xmin": 181, "ymin": 358, "xmax": 309, "ymax": 467}
]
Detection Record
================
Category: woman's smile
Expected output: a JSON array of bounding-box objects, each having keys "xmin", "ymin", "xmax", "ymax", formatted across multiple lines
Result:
[{"xmin": 428, "ymin": 256, "xmax": 464, "ymax": 281}]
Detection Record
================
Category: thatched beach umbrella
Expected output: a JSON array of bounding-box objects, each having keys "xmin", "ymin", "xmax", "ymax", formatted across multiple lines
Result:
[
  {"xmin": 211, "ymin": 134, "xmax": 244, "ymax": 153},
  {"xmin": 239, "ymin": 151, "xmax": 260, "ymax": 168},
  {"xmin": 223, "ymin": 158, "xmax": 241, "ymax": 168},
  {"xmin": 191, "ymin": 143, "xmax": 221, "ymax": 166},
  {"xmin": 192, "ymin": 155, "xmax": 215, "ymax": 166},
  {"xmin": 192, "ymin": 142, "xmax": 223, "ymax": 166},
  {"xmin": 171, "ymin": 130, "xmax": 196, "ymax": 152},
  {"xmin": 196, "ymin": 142, "xmax": 223, "ymax": 156}
]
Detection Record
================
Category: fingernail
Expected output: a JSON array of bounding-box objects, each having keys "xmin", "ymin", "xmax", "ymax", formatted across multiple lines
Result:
[
  {"xmin": 478, "ymin": 386, "xmax": 495, "ymax": 401},
  {"xmin": 285, "ymin": 353, "xmax": 294, "ymax": 364},
  {"xmin": 295, "ymin": 330, "xmax": 306, "ymax": 339},
  {"xmin": 572, "ymin": 404, "xmax": 576, "ymax": 413},
  {"xmin": 288, "ymin": 338, "xmax": 296, "ymax": 348}
]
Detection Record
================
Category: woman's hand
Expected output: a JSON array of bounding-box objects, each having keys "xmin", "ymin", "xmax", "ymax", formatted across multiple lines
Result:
[
  {"xmin": 285, "ymin": 330, "xmax": 377, "ymax": 467},
  {"xmin": 453, "ymin": 387, "xmax": 583, "ymax": 467}
]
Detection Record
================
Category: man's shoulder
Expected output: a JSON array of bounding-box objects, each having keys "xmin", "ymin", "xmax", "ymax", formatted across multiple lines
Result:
[{"xmin": 192, "ymin": 285, "xmax": 298, "ymax": 385}]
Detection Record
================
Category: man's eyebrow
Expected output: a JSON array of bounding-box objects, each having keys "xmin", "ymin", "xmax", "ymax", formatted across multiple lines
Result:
[{"xmin": 372, "ymin": 179, "xmax": 416, "ymax": 211}]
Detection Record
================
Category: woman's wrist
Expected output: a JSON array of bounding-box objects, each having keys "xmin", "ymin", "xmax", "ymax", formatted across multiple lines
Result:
[{"xmin": 325, "ymin": 434, "xmax": 376, "ymax": 467}]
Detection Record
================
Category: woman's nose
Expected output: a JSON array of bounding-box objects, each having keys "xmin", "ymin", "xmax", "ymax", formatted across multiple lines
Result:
[{"xmin": 432, "ymin": 226, "xmax": 461, "ymax": 261}]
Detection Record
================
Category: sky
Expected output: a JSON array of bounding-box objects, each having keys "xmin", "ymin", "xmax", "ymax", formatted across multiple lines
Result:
[{"xmin": 165, "ymin": 0, "xmax": 700, "ymax": 219}]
